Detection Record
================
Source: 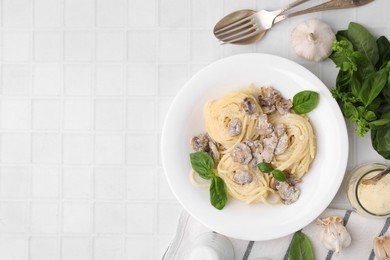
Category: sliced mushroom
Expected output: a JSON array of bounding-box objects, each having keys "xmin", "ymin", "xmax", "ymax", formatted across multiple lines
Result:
[
  {"xmin": 259, "ymin": 87, "xmax": 283, "ymax": 114},
  {"xmin": 208, "ymin": 141, "xmax": 220, "ymax": 162},
  {"xmin": 261, "ymin": 105, "xmax": 276, "ymax": 114},
  {"xmin": 233, "ymin": 170, "xmax": 253, "ymax": 185},
  {"xmin": 240, "ymin": 97, "xmax": 256, "ymax": 115},
  {"xmin": 261, "ymin": 149, "xmax": 273, "ymax": 163},
  {"xmin": 245, "ymin": 140, "xmax": 264, "ymax": 168},
  {"xmin": 262, "ymin": 133, "xmax": 278, "ymax": 163},
  {"xmin": 275, "ymin": 181, "xmax": 300, "ymax": 205},
  {"xmin": 276, "ymin": 98, "xmax": 292, "ymax": 115},
  {"xmin": 255, "ymin": 114, "xmax": 273, "ymax": 136},
  {"xmin": 231, "ymin": 143, "xmax": 252, "ymax": 165},
  {"xmin": 190, "ymin": 133, "xmax": 209, "ymax": 152},
  {"xmin": 274, "ymin": 124, "xmax": 286, "ymax": 137},
  {"xmin": 287, "ymin": 175, "xmax": 302, "ymax": 186},
  {"xmin": 245, "ymin": 140, "xmax": 263, "ymax": 153},
  {"xmin": 228, "ymin": 118, "xmax": 242, "ymax": 137},
  {"xmin": 264, "ymin": 132, "xmax": 278, "ymax": 147},
  {"xmin": 275, "ymin": 133, "xmax": 289, "ymax": 155},
  {"xmin": 250, "ymin": 154, "xmax": 263, "ymax": 168},
  {"xmin": 259, "ymin": 87, "xmax": 281, "ymax": 107}
]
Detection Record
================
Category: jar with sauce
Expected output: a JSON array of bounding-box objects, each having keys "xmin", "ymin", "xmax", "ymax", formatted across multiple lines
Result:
[{"xmin": 346, "ymin": 163, "xmax": 390, "ymax": 218}]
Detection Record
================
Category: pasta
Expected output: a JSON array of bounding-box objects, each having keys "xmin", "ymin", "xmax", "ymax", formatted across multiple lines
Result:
[
  {"xmin": 204, "ymin": 91, "xmax": 261, "ymax": 148},
  {"xmin": 268, "ymin": 113, "xmax": 316, "ymax": 179},
  {"xmin": 190, "ymin": 85, "xmax": 317, "ymax": 205},
  {"xmin": 216, "ymin": 155, "xmax": 280, "ymax": 204}
]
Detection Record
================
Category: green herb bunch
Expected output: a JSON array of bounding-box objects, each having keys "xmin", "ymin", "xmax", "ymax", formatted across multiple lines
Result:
[{"xmin": 330, "ymin": 22, "xmax": 390, "ymax": 159}]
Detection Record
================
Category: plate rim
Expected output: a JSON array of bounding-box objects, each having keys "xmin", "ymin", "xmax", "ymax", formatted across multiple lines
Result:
[{"xmin": 161, "ymin": 53, "xmax": 349, "ymax": 240}]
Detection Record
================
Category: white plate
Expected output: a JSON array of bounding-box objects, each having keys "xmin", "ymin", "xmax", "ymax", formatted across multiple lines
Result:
[{"xmin": 161, "ymin": 53, "xmax": 348, "ymax": 241}]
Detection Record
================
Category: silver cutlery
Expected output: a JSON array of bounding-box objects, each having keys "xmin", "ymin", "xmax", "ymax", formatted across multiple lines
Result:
[{"xmin": 214, "ymin": 0, "xmax": 375, "ymax": 45}]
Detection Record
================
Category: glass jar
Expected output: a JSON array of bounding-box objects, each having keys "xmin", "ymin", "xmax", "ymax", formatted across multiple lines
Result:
[
  {"xmin": 189, "ymin": 232, "xmax": 234, "ymax": 260},
  {"xmin": 346, "ymin": 163, "xmax": 390, "ymax": 218}
]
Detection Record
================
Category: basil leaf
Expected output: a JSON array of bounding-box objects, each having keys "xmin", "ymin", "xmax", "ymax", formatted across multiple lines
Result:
[
  {"xmin": 272, "ymin": 169, "xmax": 287, "ymax": 182},
  {"xmin": 381, "ymin": 50, "xmax": 390, "ymax": 69},
  {"xmin": 377, "ymin": 36, "xmax": 390, "ymax": 58},
  {"xmin": 364, "ymin": 111, "xmax": 377, "ymax": 122},
  {"xmin": 381, "ymin": 110, "xmax": 390, "ymax": 120},
  {"xmin": 367, "ymin": 98, "xmax": 382, "ymax": 111},
  {"xmin": 384, "ymin": 73, "xmax": 390, "ymax": 103},
  {"xmin": 356, "ymin": 106, "xmax": 365, "ymax": 116},
  {"xmin": 330, "ymin": 39, "xmax": 354, "ymax": 68},
  {"xmin": 342, "ymin": 102, "xmax": 358, "ymax": 122},
  {"xmin": 356, "ymin": 119, "xmax": 370, "ymax": 136},
  {"xmin": 336, "ymin": 70, "xmax": 353, "ymax": 89},
  {"xmin": 336, "ymin": 30, "xmax": 349, "ymax": 40},
  {"xmin": 371, "ymin": 128, "xmax": 380, "ymax": 155},
  {"xmin": 373, "ymin": 112, "xmax": 390, "ymax": 158},
  {"xmin": 330, "ymin": 52, "xmax": 348, "ymax": 69},
  {"xmin": 376, "ymin": 36, "xmax": 390, "ymax": 68},
  {"xmin": 359, "ymin": 69, "xmax": 387, "ymax": 106},
  {"xmin": 210, "ymin": 176, "xmax": 228, "ymax": 210},
  {"xmin": 289, "ymin": 231, "xmax": 315, "ymax": 260},
  {"xmin": 370, "ymin": 119, "xmax": 390, "ymax": 129},
  {"xmin": 351, "ymin": 73, "xmax": 362, "ymax": 98},
  {"xmin": 371, "ymin": 123, "xmax": 390, "ymax": 159},
  {"xmin": 190, "ymin": 152, "xmax": 214, "ymax": 180},
  {"xmin": 348, "ymin": 22, "xmax": 379, "ymax": 66},
  {"xmin": 258, "ymin": 162, "xmax": 273, "ymax": 173},
  {"xmin": 292, "ymin": 91, "xmax": 319, "ymax": 114}
]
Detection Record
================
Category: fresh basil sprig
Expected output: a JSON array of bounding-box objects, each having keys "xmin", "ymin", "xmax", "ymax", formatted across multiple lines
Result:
[
  {"xmin": 293, "ymin": 91, "xmax": 320, "ymax": 114},
  {"xmin": 330, "ymin": 22, "xmax": 390, "ymax": 159},
  {"xmin": 190, "ymin": 152, "xmax": 228, "ymax": 210},
  {"xmin": 257, "ymin": 162, "xmax": 286, "ymax": 182},
  {"xmin": 289, "ymin": 231, "xmax": 315, "ymax": 260}
]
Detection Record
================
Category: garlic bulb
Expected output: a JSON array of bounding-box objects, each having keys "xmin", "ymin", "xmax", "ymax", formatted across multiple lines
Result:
[
  {"xmin": 316, "ymin": 216, "xmax": 351, "ymax": 254},
  {"xmin": 291, "ymin": 18, "xmax": 335, "ymax": 62},
  {"xmin": 373, "ymin": 235, "xmax": 390, "ymax": 260}
]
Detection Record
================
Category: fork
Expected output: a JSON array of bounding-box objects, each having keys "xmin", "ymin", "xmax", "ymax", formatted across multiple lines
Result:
[
  {"xmin": 215, "ymin": 0, "xmax": 375, "ymax": 44},
  {"xmin": 214, "ymin": 0, "xmax": 311, "ymax": 44}
]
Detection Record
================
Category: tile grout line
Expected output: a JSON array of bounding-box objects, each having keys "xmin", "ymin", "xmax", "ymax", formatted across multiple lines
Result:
[
  {"xmin": 0, "ymin": 0, "xmax": 3, "ymax": 63},
  {"xmin": 91, "ymin": 0, "xmax": 98, "ymax": 259},
  {"xmin": 58, "ymin": 0, "xmax": 67, "ymax": 259},
  {"xmin": 122, "ymin": 1, "xmax": 129, "ymax": 259},
  {"xmin": 155, "ymin": 0, "xmax": 162, "ymax": 257},
  {"xmin": 0, "ymin": 0, "xmax": 3, "ymax": 28},
  {"xmin": 27, "ymin": 0, "xmax": 35, "ymax": 258}
]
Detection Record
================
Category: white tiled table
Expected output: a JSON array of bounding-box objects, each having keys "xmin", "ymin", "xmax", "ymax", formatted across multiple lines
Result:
[{"xmin": 0, "ymin": 0, "xmax": 389, "ymax": 259}]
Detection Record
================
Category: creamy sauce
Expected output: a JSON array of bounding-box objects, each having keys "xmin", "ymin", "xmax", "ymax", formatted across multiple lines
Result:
[{"xmin": 357, "ymin": 172, "xmax": 390, "ymax": 215}]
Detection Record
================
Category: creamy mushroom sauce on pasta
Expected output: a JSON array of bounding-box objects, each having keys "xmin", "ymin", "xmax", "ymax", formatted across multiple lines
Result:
[{"xmin": 190, "ymin": 86, "xmax": 316, "ymax": 205}]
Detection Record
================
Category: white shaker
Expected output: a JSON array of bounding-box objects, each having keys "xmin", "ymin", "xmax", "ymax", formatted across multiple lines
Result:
[{"xmin": 189, "ymin": 232, "xmax": 234, "ymax": 260}]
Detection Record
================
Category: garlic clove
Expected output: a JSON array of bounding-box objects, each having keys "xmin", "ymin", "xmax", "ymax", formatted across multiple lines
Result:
[
  {"xmin": 373, "ymin": 235, "xmax": 390, "ymax": 260},
  {"xmin": 291, "ymin": 18, "xmax": 335, "ymax": 62},
  {"xmin": 316, "ymin": 216, "xmax": 352, "ymax": 255}
]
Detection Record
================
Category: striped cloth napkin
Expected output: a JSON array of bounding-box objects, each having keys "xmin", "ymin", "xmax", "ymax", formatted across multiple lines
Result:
[{"xmin": 163, "ymin": 208, "xmax": 390, "ymax": 260}]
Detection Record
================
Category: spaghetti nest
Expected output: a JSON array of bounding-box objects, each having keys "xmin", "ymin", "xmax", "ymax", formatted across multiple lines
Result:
[
  {"xmin": 217, "ymin": 155, "xmax": 279, "ymax": 204},
  {"xmin": 268, "ymin": 113, "xmax": 316, "ymax": 179},
  {"xmin": 204, "ymin": 91, "xmax": 261, "ymax": 148}
]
